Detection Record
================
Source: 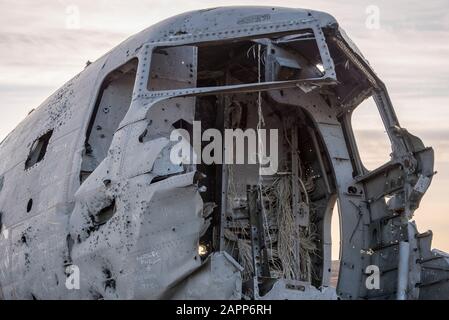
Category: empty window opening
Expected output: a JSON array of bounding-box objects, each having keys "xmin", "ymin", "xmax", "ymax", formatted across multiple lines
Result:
[
  {"xmin": 351, "ymin": 97, "xmax": 392, "ymax": 170},
  {"xmin": 193, "ymin": 90, "xmax": 335, "ymax": 297},
  {"xmin": 25, "ymin": 130, "xmax": 53, "ymax": 169},
  {"xmin": 147, "ymin": 30, "xmax": 324, "ymax": 91},
  {"xmin": 81, "ymin": 58, "xmax": 138, "ymax": 182}
]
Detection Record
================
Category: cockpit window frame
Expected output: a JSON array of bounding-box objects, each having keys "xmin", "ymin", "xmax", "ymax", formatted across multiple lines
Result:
[{"xmin": 133, "ymin": 23, "xmax": 336, "ymax": 100}]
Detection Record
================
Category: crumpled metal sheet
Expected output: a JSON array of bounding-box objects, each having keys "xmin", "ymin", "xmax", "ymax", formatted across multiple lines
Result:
[{"xmin": 69, "ymin": 165, "xmax": 208, "ymax": 299}]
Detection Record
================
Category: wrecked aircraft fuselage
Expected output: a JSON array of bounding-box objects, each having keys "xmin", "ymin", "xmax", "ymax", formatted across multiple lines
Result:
[{"xmin": 0, "ymin": 6, "xmax": 447, "ymax": 300}]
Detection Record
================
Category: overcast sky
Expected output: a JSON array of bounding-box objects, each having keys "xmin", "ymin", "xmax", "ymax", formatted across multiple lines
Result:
[{"xmin": 0, "ymin": 0, "xmax": 448, "ymax": 258}]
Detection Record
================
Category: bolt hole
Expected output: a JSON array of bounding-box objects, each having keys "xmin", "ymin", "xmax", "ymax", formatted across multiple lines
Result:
[{"xmin": 27, "ymin": 199, "xmax": 33, "ymax": 212}]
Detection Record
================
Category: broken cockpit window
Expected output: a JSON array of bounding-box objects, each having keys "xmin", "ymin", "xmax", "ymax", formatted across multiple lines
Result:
[
  {"xmin": 139, "ymin": 28, "xmax": 337, "ymax": 297},
  {"xmin": 80, "ymin": 58, "xmax": 138, "ymax": 182},
  {"xmin": 25, "ymin": 130, "xmax": 53, "ymax": 170},
  {"xmin": 147, "ymin": 29, "xmax": 325, "ymax": 91},
  {"xmin": 351, "ymin": 96, "xmax": 392, "ymax": 170}
]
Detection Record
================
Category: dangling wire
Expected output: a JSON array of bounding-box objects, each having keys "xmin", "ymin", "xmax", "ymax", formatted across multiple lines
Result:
[{"xmin": 255, "ymin": 44, "xmax": 273, "ymax": 267}]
